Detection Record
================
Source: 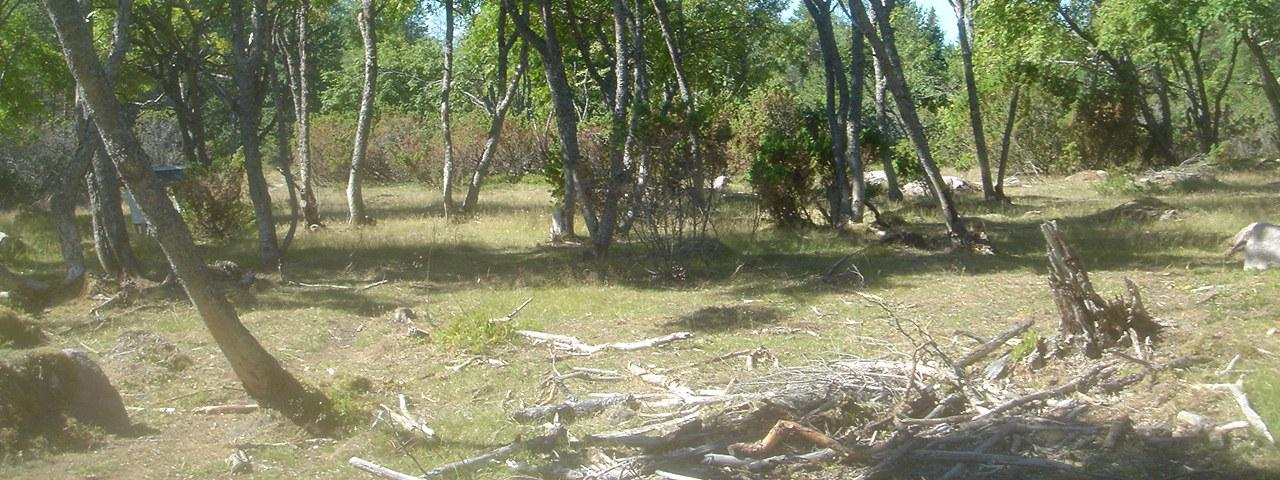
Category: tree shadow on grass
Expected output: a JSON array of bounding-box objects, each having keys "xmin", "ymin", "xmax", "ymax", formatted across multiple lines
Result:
[{"xmin": 661, "ymin": 304, "xmax": 787, "ymax": 333}]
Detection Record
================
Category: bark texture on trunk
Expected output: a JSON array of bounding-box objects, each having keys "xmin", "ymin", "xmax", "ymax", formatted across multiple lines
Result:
[
  {"xmin": 89, "ymin": 146, "xmax": 142, "ymax": 279},
  {"xmin": 651, "ymin": 0, "xmax": 705, "ymax": 207},
  {"xmin": 591, "ymin": 0, "xmax": 633, "ymax": 261},
  {"xmin": 293, "ymin": 0, "xmax": 320, "ymax": 227},
  {"xmin": 872, "ymin": 56, "xmax": 902, "ymax": 201},
  {"xmin": 230, "ymin": 0, "xmax": 280, "ymax": 266},
  {"xmin": 845, "ymin": 8, "xmax": 866, "ymax": 222},
  {"xmin": 507, "ymin": 0, "xmax": 598, "ymax": 240},
  {"xmin": 44, "ymin": 0, "xmax": 337, "ymax": 433},
  {"xmin": 1244, "ymin": 32, "xmax": 1280, "ymax": 153},
  {"xmin": 951, "ymin": 0, "xmax": 996, "ymax": 200},
  {"xmin": 348, "ymin": 0, "xmax": 377, "ymax": 225},
  {"xmin": 50, "ymin": 103, "xmax": 95, "ymax": 285},
  {"xmin": 462, "ymin": 4, "xmax": 524, "ymax": 215},
  {"xmin": 270, "ymin": 58, "xmax": 299, "ymax": 255},
  {"xmin": 440, "ymin": 0, "xmax": 457, "ymax": 219},
  {"xmin": 803, "ymin": 0, "xmax": 851, "ymax": 225},
  {"xmin": 995, "ymin": 82, "xmax": 1020, "ymax": 200},
  {"xmin": 853, "ymin": 0, "xmax": 968, "ymax": 243}
]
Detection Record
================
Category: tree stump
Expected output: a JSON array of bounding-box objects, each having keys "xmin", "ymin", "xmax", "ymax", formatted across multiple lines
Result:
[{"xmin": 1041, "ymin": 221, "xmax": 1161, "ymax": 358}]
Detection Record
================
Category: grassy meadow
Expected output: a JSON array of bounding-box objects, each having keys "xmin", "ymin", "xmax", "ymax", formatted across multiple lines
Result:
[{"xmin": 1, "ymin": 168, "xmax": 1278, "ymax": 479}]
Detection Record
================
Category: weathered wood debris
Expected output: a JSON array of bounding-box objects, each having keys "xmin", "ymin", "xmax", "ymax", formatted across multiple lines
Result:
[{"xmin": 347, "ymin": 223, "xmax": 1271, "ymax": 480}]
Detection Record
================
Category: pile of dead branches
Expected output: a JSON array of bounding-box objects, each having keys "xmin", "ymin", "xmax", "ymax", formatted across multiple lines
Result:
[{"xmin": 348, "ymin": 223, "xmax": 1272, "ymax": 480}]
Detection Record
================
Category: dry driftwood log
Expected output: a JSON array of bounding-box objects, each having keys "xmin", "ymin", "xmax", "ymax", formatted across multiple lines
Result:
[
  {"xmin": 511, "ymin": 395, "xmax": 637, "ymax": 424},
  {"xmin": 955, "ymin": 319, "xmax": 1034, "ymax": 370},
  {"xmin": 1198, "ymin": 380, "xmax": 1276, "ymax": 444},
  {"xmin": 192, "ymin": 404, "xmax": 259, "ymax": 414},
  {"xmin": 516, "ymin": 330, "xmax": 693, "ymax": 355},
  {"xmin": 1041, "ymin": 221, "xmax": 1161, "ymax": 358}
]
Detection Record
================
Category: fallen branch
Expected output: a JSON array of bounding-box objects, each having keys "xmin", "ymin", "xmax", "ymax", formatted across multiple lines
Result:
[
  {"xmin": 381, "ymin": 394, "xmax": 436, "ymax": 438},
  {"xmin": 728, "ymin": 420, "xmax": 852, "ymax": 458},
  {"xmin": 349, "ymin": 457, "xmax": 422, "ymax": 480},
  {"xmin": 904, "ymin": 449, "xmax": 1073, "ymax": 470},
  {"xmin": 357, "ymin": 279, "xmax": 390, "ymax": 292},
  {"xmin": 1099, "ymin": 355, "xmax": 1211, "ymax": 393},
  {"xmin": 955, "ymin": 320, "xmax": 1034, "ymax": 369},
  {"xmin": 489, "ymin": 297, "xmax": 533, "ymax": 323},
  {"xmin": 972, "ymin": 363, "xmax": 1113, "ymax": 424},
  {"xmin": 516, "ymin": 330, "xmax": 693, "ymax": 355},
  {"xmin": 1198, "ymin": 380, "xmax": 1275, "ymax": 444},
  {"xmin": 512, "ymin": 395, "xmax": 637, "ymax": 424},
  {"xmin": 192, "ymin": 404, "xmax": 259, "ymax": 415}
]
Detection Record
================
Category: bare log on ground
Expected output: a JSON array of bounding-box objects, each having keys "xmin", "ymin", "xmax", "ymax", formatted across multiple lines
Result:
[
  {"xmin": 1098, "ymin": 355, "xmax": 1211, "ymax": 393},
  {"xmin": 1042, "ymin": 221, "xmax": 1161, "ymax": 358},
  {"xmin": 727, "ymin": 420, "xmax": 852, "ymax": 458},
  {"xmin": 972, "ymin": 363, "xmax": 1113, "ymax": 424},
  {"xmin": 1198, "ymin": 380, "xmax": 1276, "ymax": 444},
  {"xmin": 516, "ymin": 330, "xmax": 693, "ymax": 355},
  {"xmin": 955, "ymin": 319, "xmax": 1034, "ymax": 369},
  {"xmin": 193, "ymin": 404, "xmax": 260, "ymax": 414},
  {"xmin": 349, "ymin": 457, "xmax": 422, "ymax": 480},
  {"xmin": 512, "ymin": 395, "xmax": 637, "ymax": 424},
  {"xmin": 381, "ymin": 394, "xmax": 435, "ymax": 438}
]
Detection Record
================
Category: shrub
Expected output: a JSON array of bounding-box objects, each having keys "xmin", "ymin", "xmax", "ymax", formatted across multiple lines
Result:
[
  {"xmin": 735, "ymin": 83, "xmax": 825, "ymax": 227},
  {"xmin": 171, "ymin": 157, "xmax": 252, "ymax": 241}
]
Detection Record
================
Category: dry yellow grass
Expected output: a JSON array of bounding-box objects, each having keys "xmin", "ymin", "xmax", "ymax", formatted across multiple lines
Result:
[{"xmin": 1, "ymin": 169, "xmax": 1277, "ymax": 478}]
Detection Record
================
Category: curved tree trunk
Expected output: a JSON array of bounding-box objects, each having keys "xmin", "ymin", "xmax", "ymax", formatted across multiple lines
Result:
[
  {"xmin": 50, "ymin": 103, "xmax": 95, "ymax": 285},
  {"xmin": 591, "ymin": 0, "xmax": 633, "ymax": 262},
  {"xmin": 439, "ymin": 0, "xmax": 457, "ymax": 219},
  {"xmin": 872, "ymin": 56, "xmax": 902, "ymax": 201},
  {"xmin": 951, "ymin": 0, "xmax": 996, "ymax": 200},
  {"xmin": 270, "ymin": 56, "xmax": 299, "ymax": 256},
  {"xmin": 230, "ymin": 0, "xmax": 280, "ymax": 266},
  {"xmin": 853, "ymin": 0, "xmax": 968, "ymax": 243},
  {"xmin": 1244, "ymin": 32, "xmax": 1280, "ymax": 153},
  {"xmin": 348, "ymin": 0, "xmax": 377, "ymax": 225},
  {"xmin": 462, "ymin": 6, "xmax": 525, "ymax": 215},
  {"xmin": 53, "ymin": 0, "xmax": 137, "ymax": 285},
  {"xmin": 44, "ymin": 0, "xmax": 338, "ymax": 433},
  {"xmin": 507, "ymin": 0, "xmax": 597, "ymax": 241},
  {"xmin": 651, "ymin": 0, "xmax": 705, "ymax": 208}
]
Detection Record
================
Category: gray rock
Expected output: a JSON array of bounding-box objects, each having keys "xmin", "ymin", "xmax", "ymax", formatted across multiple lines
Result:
[
  {"xmin": 1229, "ymin": 223, "xmax": 1280, "ymax": 270},
  {"xmin": 61, "ymin": 349, "xmax": 131, "ymax": 434}
]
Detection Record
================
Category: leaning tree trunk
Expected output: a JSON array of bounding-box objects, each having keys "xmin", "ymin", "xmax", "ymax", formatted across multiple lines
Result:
[
  {"xmin": 590, "ymin": 0, "xmax": 633, "ymax": 263},
  {"xmin": 1244, "ymin": 32, "xmax": 1280, "ymax": 153},
  {"xmin": 347, "ymin": 0, "xmax": 376, "ymax": 225},
  {"xmin": 270, "ymin": 58, "xmax": 299, "ymax": 256},
  {"xmin": 88, "ymin": 146, "xmax": 142, "ymax": 279},
  {"xmin": 1041, "ymin": 221, "xmax": 1161, "ymax": 359},
  {"xmin": 43, "ymin": 0, "xmax": 338, "ymax": 433},
  {"xmin": 853, "ymin": 0, "xmax": 969, "ymax": 244},
  {"xmin": 994, "ymin": 82, "xmax": 1019, "ymax": 200},
  {"xmin": 230, "ymin": 0, "xmax": 280, "ymax": 266},
  {"xmin": 294, "ymin": 0, "xmax": 320, "ymax": 227},
  {"xmin": 461, "ymin": 11, "xmax": 525, "ymax": 215},
  {"xmin": 872, "ymin": 55, "xmax": 902, "ymax": 201},
  {"xmin": 507, "ymin": 0, "xmax": 600, "ymax": 240},
  {"xmin": 952, "ymin": 0, "xmax": 995, "ymax": 200},
  {"xmin": 439, "ymin": 0, "xmax": 457, "ymax": 219},
  {"xmin": 50, "ymin": 103, "xmax": 95, "ymax": 285},
  {"xmin": 651, "ymin": 0, "xmax": 705, "ymax": 208}
]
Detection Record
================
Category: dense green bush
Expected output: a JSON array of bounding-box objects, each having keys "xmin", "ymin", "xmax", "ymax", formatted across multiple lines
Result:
[{"xmin": 171, "ymin": 157, "xmax": 252, "ymax": 241}]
